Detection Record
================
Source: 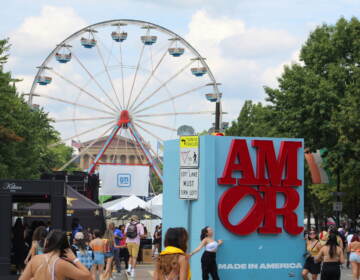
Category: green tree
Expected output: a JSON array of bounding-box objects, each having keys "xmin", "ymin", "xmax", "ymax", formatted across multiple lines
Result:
[
  {"xmin": 0, "ymin": 38, "xmax": 76, "ymax": 179},
  {"xmin": 226, "ymin": 100, "xmax": 278, "ymax": 137},
  {"xmin": 226, "ymin": 18, "xmax": 360, "ymax": 227},
  {"xmin": 264, "ymin": 17, "xmax": 360, "ymax": 226}
]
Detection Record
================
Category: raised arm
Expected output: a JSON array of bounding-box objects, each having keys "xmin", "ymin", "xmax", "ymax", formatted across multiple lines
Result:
[
  {"xmin": 338, "ymin": 247, "xmax": 345, "ymax": 264},
  {"xmin": 24, "ymin": 241, "xmax": 37, "ymax": 264},
  {"xmin": 190, "ymin": 238, "xmax": 207, "ymax": 256},
  {"xmin": 59, "ymin": 249, "xmax": 92, "ymax": 280},
  {"xmin": 314, "ymin": 247, "xmax": 324, "ymax": 263}
]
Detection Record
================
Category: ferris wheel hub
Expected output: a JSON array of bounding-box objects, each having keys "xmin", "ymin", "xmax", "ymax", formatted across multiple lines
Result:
[{"xmin": 117, "ymin": 110, "xmax": 131, "ymax": 127}]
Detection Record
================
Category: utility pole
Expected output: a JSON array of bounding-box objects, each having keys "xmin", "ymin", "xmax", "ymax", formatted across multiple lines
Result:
[
  {"xmin": 215, "ymin": 101, "xmax": 221, "ymax": 133},
  {"xmin": 336, "ymin": 167, "xmax": 341, "ymax": 228}
]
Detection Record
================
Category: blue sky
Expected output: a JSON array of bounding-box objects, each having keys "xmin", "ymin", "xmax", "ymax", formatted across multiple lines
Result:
[{"xmin": 1, "ymin": 0, "xmax": 359, "ymax": 145}]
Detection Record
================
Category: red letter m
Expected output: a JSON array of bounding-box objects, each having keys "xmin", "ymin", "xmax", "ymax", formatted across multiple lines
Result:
[{"xmin": 252, "ymin": 140, "xmax": 302, "ymax": 187}]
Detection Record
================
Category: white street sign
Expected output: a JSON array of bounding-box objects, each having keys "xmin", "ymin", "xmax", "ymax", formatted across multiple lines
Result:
[{"xmin": 179, "ymin": 168, "xmax": 199, "ymax": 200}]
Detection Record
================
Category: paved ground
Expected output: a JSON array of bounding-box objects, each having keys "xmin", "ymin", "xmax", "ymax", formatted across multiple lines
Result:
[{"xmin": 110, "ymin": 264, "xmax": 354, "ymax": 280}]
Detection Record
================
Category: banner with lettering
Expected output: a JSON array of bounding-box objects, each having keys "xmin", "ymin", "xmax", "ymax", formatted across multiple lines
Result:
[
  {"xmin": 162, "ymin": 136, "xmax": 304, "ymax": 279},
  {"xmin": 99, "ymin": 165, "xmax": 149, "ymax": 196}
]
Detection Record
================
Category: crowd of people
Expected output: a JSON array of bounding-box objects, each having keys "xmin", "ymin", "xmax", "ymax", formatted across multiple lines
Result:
[
  {"xmin": 14, "ymin": 215, "xmax": 163, "ymax": 279},
  {"xmin": 302, "ymin": 226, "xmax": 360, "ymax": 280},
  {"xmin": 15, "ymin": 215, "xmax": 360, "ymax": 280}
]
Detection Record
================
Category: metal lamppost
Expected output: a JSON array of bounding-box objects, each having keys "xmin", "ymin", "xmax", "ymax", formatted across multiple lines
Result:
[{"xmin": 205, "ymin": 83, "xmax": 222, "ymax": 133}]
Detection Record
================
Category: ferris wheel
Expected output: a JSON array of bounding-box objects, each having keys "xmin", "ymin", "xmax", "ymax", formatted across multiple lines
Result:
[{"xmin": 27, "ymin": 19, "xmax": 222, "ymax": 182}]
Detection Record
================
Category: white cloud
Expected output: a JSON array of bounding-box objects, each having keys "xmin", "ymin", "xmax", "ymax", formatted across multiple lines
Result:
[
  {"xmin": 183, "ymin": 10, "xmax": 301, "ymax": 102},
  {"xmin": 10, "ymin": 6, "xmax": 87, "ymax": 55},
  {"xmin": 261, "ymin": 49, "xmax": 301, "ymax": 88},
  {"xmin": 220, "ymin": 28, "xmax": 298, "ymax": 59}
]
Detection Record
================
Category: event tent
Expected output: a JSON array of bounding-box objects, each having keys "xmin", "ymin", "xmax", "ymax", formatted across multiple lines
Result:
[
  {"xmin": 145, "ymin": 193, "xmax": 163, "ymax": 218},
  {"xmin": 26, "ymin": 186, "xmax": 105, "ymax": 232},
  {"xmin": 103, "ymin": 194, "xmax": 146, "ymax": 211}
]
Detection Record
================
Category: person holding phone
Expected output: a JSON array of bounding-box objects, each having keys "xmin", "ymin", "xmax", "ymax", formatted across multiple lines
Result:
[{"xmin": 20, "ymin": 229, "xmax": 92, "ymax": 280}]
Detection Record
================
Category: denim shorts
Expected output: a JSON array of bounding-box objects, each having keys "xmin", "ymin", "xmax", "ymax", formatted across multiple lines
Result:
[
  {"xmin": 104, "ymin": 251, "xmax": 114, "ymax": 258},
  {"xmin": 349, "ymin": 253, "xmax": 360, "ymax": 263},
  {"xmin": 93, "ymin": 252, "xmax": 105, "ymax": 265}
]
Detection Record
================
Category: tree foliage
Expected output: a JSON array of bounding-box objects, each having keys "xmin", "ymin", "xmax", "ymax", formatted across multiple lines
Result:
[
  {"xmin": 226, "ymin": 17, "xmax": 360, "ymax": 227},
  {"xmin": 0, "ymin": 38, "xmax": 76, "ymax": 179}
]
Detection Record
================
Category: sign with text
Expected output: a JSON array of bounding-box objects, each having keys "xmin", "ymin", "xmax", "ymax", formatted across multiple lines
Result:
[
  {"xmin": 163, "ymin": 136, "xmax": 304, "ymax": 279},
  {"xmin": 99, "ymin": 165, "xmax": 149, "ymax": 196},
  {"xmin": 180, "ymin": 136, "xmax": 199, "ymax": 167},
  {"xmin": 179, "ymin": 168, "xmax": 199, "ymax": 200}
]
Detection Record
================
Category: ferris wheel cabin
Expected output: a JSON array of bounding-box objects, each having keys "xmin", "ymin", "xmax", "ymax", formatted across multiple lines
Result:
[
  {"xmin": 55, "ymin": 53, "xmax": 72, "ymax": 63},
  {"xmin": 191, "ymin": 67, "xmax": 207, "ymax": 77},
  {"xmin": 111, "ymin": 31, "xmax": 128, "ymax": 42},
  {"xmin": 81, "ymin": 38, "xmax": 97, "ymax": 48},
  {"xmin": 141, "ymin": 35, "xmax": 157, "ymax": 45},
  {"xmin": 36, "ymin": 76, "xmax": 52, "ymax": 85},
  {"xmin": 205, "ymin": 93, "xmax": 222, "ymax": 102},
  {"xmin": 168, "ymin": 47, "xmax": 185, "ymax": 57}
]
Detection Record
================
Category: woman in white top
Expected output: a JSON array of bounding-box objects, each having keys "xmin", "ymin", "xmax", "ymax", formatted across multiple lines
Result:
[{"xmin": 190, "ymin": 226, "xmax": 223, "ymax": 280}]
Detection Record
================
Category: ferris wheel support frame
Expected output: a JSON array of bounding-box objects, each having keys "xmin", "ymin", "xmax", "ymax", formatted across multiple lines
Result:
[{"xmin": 86, "ymin": 110, "xmax": 163, "ymax": 182}]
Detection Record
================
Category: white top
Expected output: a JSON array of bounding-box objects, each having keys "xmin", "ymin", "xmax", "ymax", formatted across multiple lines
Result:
[
  {"xmin": 205, "ymin": 241, "xmax": 218, "ymax": 252},
  {"xmin": 347, "ymin": 234, "xmax": 354, "ymax": 244}
]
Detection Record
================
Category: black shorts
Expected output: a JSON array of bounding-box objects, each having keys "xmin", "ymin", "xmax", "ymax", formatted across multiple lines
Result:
[{"xmin": 304, "ymin": 256, "xmax": 321, "ymax": 274}]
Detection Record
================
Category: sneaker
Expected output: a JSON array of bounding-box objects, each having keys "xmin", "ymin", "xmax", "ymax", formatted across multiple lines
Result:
[
  {"xmin": 127, "ymin": 266, "xmax": 131, "ymax": 273},
  {"xmin": 130, "ymin": 270, "xmax": 135, "ymax": 278}
]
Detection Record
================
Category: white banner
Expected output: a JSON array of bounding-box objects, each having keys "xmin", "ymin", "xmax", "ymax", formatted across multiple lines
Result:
[{"xmin": 99, "ymin": 165, "xmax": 149, "ymax": 196}]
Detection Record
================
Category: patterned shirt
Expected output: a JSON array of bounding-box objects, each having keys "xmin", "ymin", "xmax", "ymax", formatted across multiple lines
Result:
[{"xmin": 72, "ymin": 244, "xmax": 94, "ymax": 269}]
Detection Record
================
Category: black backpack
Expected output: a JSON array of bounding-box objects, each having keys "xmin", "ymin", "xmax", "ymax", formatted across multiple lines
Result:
[{"xmin": 126, "ymin": 222, "xmax": 139, "ymax": 238}]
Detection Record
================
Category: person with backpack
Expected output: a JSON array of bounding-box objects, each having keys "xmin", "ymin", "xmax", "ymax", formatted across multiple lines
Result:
[{"xmin": 125, "ymin": 215, "xmax": 144, "ymax": 278}]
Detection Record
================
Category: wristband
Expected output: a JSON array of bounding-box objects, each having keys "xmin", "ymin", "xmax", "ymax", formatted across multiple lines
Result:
[{"xmin": 73, "ymin": 258, "xmax": 80, "ymax": 264}]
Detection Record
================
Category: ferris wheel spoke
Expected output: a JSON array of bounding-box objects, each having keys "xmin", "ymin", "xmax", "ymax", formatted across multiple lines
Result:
[
  {"xmin": 136, "ymin": 111, "xmax": 214, "ymax": 117},
  {"xmin": 119, "ymin": 43, "xmax": 126, "ymax": 109},
  {"xmin": 131, "ymin": 59, "xmax": 195, "ymax": 112},
  {"xmin": 134, "ymin": 84, "xmax": 208, "ymax": 115},
  {"xmin": 55, "ymin": 116, "xmax": 114, "ymax": 122},
  {"xmin": 129, "ymin": 41, "xmax": 174, "ymax": 111},
  {"xmin": 106, "ymin": 39, "xmax": 115, "ymax": 67},
  {"xmin": 69, "ymin": 48, "xmax": 121, "ymax": 111},
  {"xmin": 134, "ymin": 119, "xmax": 177, "ymax": 132},
  {"xmin": 110, "ymin": 131, "xmax": 122, "ymax": 163},
  {"xmin": 33, "ymin": 93, "xmax": 116, "ymax": 116},
  {"xmin": 50, "ymin": 69, "xmax": 118, "ymax": 113},
  {"xmin": 133, "ymin": 121, "xmax": 164, "ymax": 142},
  {"xmin": 59, "ymin": 124, "xmax": 115, "ymax": 171},
  {"xmin": 94, "ymin": 37, "xmax": 123, "ymax": 110},
  {"xmin": 125, "ymin": 128, "xmax": 146, "ymax": 165},
  {"xmin": 126, "ymin": 42, "xmax": 146, "ymax": 109},
  {"xmin": 131, "ymin": 125, "xmax": 162, "ymax": 166},
  {"xmin": 49, "ymin": 120, "xmax": 114, "ymax": 147}
]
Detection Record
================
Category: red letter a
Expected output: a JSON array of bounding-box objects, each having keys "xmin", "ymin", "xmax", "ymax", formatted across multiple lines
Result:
[{"xmin": 218, "ymin": 139, "xmax": 257, "ymax": 185}]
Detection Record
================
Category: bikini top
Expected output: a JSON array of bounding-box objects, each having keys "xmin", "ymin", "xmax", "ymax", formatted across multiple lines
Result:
[
  {"xmin": 205, "ymin": 241, "xmax": 218, "ymax": 252},
  {"xmin": 33, "ymin": 255, "xmax": 60, "ymax": 280}
]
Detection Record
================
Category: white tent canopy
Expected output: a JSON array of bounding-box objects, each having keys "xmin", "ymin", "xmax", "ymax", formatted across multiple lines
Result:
[
  {"xmin": 103, "ymin": 195, "xmax": 146, "ymax": 211},
  {"xmin": 145, "ymin": 193, "xmax": 163, "ymax": 218}
]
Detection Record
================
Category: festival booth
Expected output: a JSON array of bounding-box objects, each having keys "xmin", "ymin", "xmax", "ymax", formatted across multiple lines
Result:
[
  {"xmin": 145, "ymin": 193, "xmax": 163, "ymax": 218},
  {"xmin": 163, "ymin": 135, "xmax": 304, "ymax": 279},
  {"xmin": 0, "ymin": 180, "xmax": 66, "ymax": 278},
  {"xmin": 103, "ymin": 194, "xmax": 147, "ymax": 211},
  {"xmin": 24, "ymin": 185, "xmax": 105, "ymax": 232}
]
